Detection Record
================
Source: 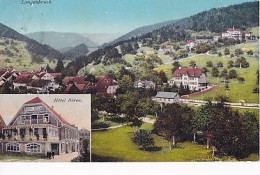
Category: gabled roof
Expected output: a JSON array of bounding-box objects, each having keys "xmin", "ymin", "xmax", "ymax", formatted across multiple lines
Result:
[
  {"xmin": 23, "ymin": 97, "xmax": 76, "ymax": 128},
  {"xmin": 27, "ymin": 79, "xmax": 50, "ymax": 88},
  {"xmin": 173, "ymin": 67, "xmax": 203, "ymax": 78},
  {"xmin": 0, "ymin": 115, "xmax": 6, "ymax": 129},
  {"xmin": 155, "ymin": 91, "xmax": 179, "ymax": 99},
  {"xmin": 14, "ymin": 74, "xmax": 34, "ymax": 84},
  {"xmin": 96, "ymin": 76, "xmax": 118, "ymax": 92}
]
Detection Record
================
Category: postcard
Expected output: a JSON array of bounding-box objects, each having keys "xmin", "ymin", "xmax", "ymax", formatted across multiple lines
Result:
[{"xmin": 0, "ymin": 0, "xmax": 259, "ymax": 165}]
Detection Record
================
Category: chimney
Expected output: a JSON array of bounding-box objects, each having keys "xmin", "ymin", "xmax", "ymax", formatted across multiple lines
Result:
[{"xmin": 51, "ymin": 106, "xmax": 54, "ymax": 109}]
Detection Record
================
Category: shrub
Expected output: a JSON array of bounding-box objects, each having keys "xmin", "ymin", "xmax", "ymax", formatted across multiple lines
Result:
[{"xmin": 132, "ymin": 129, "xmax": 154, "ymax": 150}]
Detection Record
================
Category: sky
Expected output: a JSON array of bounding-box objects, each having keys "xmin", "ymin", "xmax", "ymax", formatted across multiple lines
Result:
[
  {"xmin": 0, "ymin": 94, "xmax": 91, "ymax": 130},
  {"xmin": 0, "ymin": 0, "xmax": 257, "ymax": 34}
]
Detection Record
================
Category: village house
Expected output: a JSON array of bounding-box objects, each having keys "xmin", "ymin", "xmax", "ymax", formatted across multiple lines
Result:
[
  {"xmin": 184, "ymin": 40, "xmax": 198, "ymax": 50},
  {"xmin": 96, "ymin": 76, "xmax": 119, "ymax": 96},
  {"xmin": 152, "ymin": 91, "xmax": 180, "ymax": 104},
  {"xmin": 1, "ymin": 97, "xmax": 79, "ymax": 156},
  {"xmin": 221, "ymin": 27, "xmax": 243, "ymax": 40},
  {"xmin": 168, "ymin": 67, "xmax": 208, "ymax": 91},
  {"xmin": 134, "ymin": 80, "xmax": 156, "ymax": 89}
]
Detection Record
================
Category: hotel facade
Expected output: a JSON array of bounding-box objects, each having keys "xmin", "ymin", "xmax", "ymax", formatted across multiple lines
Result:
[{"xmin": 1, "ymin": 97, "xmax": 79, "ymax": 156}]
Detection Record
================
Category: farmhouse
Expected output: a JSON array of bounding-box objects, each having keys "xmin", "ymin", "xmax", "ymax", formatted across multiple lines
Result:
[
  {"xmin": 168, "ymin": 67, "xmax": 208, "ymax": 91},
  {"xmin": 153, "ymin": 91, "xmax": 180, "ymax": 104},
  {"xmin": 134, "ymin": 80, "xmax": 155, "ymax": 89},
  {"xmin": 1, "ymin": 97, "xmax": 79, "ymax": 156},
  {"xmin": 221, "ymin": 27, "xmax": 243, "ymax": 40},
  {"xmin": 184, "ymin": 40, "xmax": 198, "ymax": 50},
  {"xmin": 96, "ymin": 76, "xmax": 119, "ymax": 96}
]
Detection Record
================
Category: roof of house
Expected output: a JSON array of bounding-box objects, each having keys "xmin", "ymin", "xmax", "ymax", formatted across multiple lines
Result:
[
  {"xmin": 24, "ymin": 97, "xmax": 76, "ymax": 128},
  {"xmin": 0, "ymin": 115, "xmax": 6, "ymax": 129},
  {"xmin": 155, "ymin": 91, "xmax": 179, "ymax": 99},
  {"xmin": 14, "ymin": 74, "xmax": 34, "ymax": 84},
  {"xmin": 27, "ymin": 79, "xmax": 50, "ymax": 88},
  {"xmin": 96, "ymin": 76, "xmax": 118, "ymax": 92},
  {"xmin": 0, "ymin": 70, "xmax": 7, "ymax": 77},
  {"xmin": 134, "ymin": 80, "xmax": 155, "ymax": 87},
  {"xmin": 62, "ymin": 76, "xmax": 74, "ymax": 85},
  {"xmin": 173, "ymin": 67, "xmax": 203, "ymax": 78},
  {"xmin": 50, "ymin": 73, "xmax": 62, "ymax": 77}
]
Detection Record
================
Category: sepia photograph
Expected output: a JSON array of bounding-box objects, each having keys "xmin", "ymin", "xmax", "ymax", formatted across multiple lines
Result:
[{"xmin": 0, "ymin": 94, "xmax": 91, "ymax": 162}]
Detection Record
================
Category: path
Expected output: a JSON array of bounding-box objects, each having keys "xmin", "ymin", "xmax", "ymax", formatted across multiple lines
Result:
[
  {"xmin": 1, "ymin": 152, "xmax": 79, "ymax": 162},
  {"xmin": 92, "ymin": 124, "xmax": 127, "ymax": 131},
  {"xmin": 142, "ymin": 117, "xmax": 155, "ymax": 124}
]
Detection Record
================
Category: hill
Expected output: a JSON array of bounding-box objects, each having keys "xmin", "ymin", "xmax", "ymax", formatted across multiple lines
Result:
[
  {"xmin": 66, "ymin": 1, "xmax": 259, "ymax": 74},
  {"xmin": 63, "ymin": 44, "xmax": 89, "ymax": 60},
  {"xmin": 26, "ymin": 31, "xmax": 97, "ymax": 50},
  {"xmin": 110, "ymin": 1, "xmax": 258, "ymax": 45},
  {"xmin": 0, "ymin": 23, "xmax": 64, "ymax": 60},
  {"xmin": 109, "ymin": 20, "xmax": 176, "ymax": 45},
  {"xmin": 81, "ymin": 33, "xmax": 123, "ymax": 46}
]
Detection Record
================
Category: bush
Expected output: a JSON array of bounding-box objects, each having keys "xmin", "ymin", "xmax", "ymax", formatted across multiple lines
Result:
[{"xmin": 132, "ymin": 129, "xmax": 154, "ymax": 150}]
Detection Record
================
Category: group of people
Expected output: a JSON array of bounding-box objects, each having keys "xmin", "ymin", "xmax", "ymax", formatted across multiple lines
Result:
[{"xmin": 47, "ymin": 151, "xmax": 55, "ymax": 159}]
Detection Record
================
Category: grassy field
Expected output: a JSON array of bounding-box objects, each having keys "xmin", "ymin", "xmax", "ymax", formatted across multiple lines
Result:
[
  {"xmin": 92, "ymin": 123, "xmax": 217, "ymax": 162},
  {"xmin": 154, "ymin": 42, "xmax": 259, "ymax": 103},
  {"xmin": 0, "ymin": 37, "xmax": 58, "ymax": 71},
  {"xmin": 78, "ymin": 63, "xmax": 123, "ymax": 76}
]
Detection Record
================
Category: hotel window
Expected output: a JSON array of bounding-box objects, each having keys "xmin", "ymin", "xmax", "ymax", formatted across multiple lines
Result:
[
  {"xmin": 26, "ymin": 143, "xmax": 41, "ymax": 153},
  {"xmin": 21, "ymin": 116, "xmax": 26, "ymax": 124},
  {"xmin": 31, "ymin": 115, "xmax": 38, "ymax": 124},
  {"xmin": 6, "ymin": 143, "xmax": 20, "ymax": 152},
  {"xmin": 43, "ymin": 114, "xmax": 49, "ymax": 123}
]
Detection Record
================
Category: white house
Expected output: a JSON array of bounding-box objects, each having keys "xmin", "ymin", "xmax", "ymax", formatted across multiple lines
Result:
[{"xmin": 168, "ymin": 67, "xmax": 208, "ymax": 91}]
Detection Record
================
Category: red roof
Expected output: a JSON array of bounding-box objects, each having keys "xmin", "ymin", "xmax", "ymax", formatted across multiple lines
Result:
[
  {"xmin": 27, "ymin": 79, "xmax": 50, "ymax": 88},
  {"xmin": 14, "ymin": 74, "xmax": 34, "ymax": 83},
  {"xmin": 50, "ymin": 73, "xmax": 62, "ymax": 77},
  {"xmin": 173, "ymin": 67, "xmax": 203, "ymax": 78},
  {"xmin": 24, "ymin": 97, "xmax": 76, "ymax": 128},
  {"xmin": 96, "ymin": 76, "xmax": 118, "ymax": 92}
]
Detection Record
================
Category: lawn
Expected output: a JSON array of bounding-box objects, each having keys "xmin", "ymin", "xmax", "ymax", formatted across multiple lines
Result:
[
  {"xmin": 92, "ymin": 123, "xmax": 214, "ymax": 162},
  {"xmin": 78, "ymin": 63, "xmax": 123, "ymax": 76},
  {"xmin": 154, "ymin": 42, "xmax": 259, "ymax": 103},
  {"xmin": 0, "ymin": 37, "xmax": 57, "ymax": 71},
  {"xmin": 92, "ymin": 114, "xmax": 126, "ymax": 129}
]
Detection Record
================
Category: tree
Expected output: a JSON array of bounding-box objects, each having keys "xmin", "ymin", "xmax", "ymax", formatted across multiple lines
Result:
[
  {"xmin": 132, "ymin": 129, "xmax": 155, "ymax": 150},
  {"xmin": 237, "ymin": 77, "xmax": 245, "ymax": 84},
  {"xmin": 227, "ymin": 60, "xmax": 234, "ymax": 68},
  {"xmin": 218, "ymin": 52, "xmax": 222, "ymax": 57},
  {"xmin": 247, "ymin": 50, "xmax": 253, "ymax": 55},
  {"xmin": 211, "ymin": 67, "xmax": 219, "ymax": 77},
  {"xmin": 192, "ymin": 102, "xmax": 215, "ymax": 147},
  {"xmin": 240, "ymin": 112, "xmax": 259, "ymax": 156},
  {"xmin": 46, "ymin": 64, "xmax": 54, "ymax": 73},
  {"xmin": 189, "ymin": 60, "xmax": 196, "ymax": 68},
  {"xmin": 206, "ymin": 61, "xmax": 213, "ymax": 67},
  {"xmin": 224, "ymin": 48, "xmax": 230, "ymax": 55},
  {"xmin": 118, "ymin": 75, "xmax": 133, "ymax": 93},
  {"xmin": 171, "ymin": 61, "xmax": 181, "ymax": 73},
  {"xmin": 154, "ymin": 103, "xmax": 193, "ymax": 149},
  {"xmin": 228, "ymin": 69, "xmax": 238, "ymax": 79},
  {"xmin": 55, "ymin": 59, "xmax": 64, "ymax": 73},
  {"xmin": 217, "ymin": 61, "xmax": 223, "ymax": 68},
  {"xmin": 235, "ymin": 57, "xmax": 249, "ymax": 68},
  {"xmin": 235, "ymin": 48, "xmax": 244, "ymax": 56},
  {"xmin": 220, "ymin": 68, "xmax": 228, "ymax": 79},
  {"xmin": 158, "ymin": 70, "xmax": 168, "ymax": 84}
]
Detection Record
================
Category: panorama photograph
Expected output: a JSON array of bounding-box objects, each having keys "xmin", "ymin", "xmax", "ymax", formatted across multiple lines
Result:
[{"xmin": 0, "ymin": 0, "xmax": 259, "ymax": 162}]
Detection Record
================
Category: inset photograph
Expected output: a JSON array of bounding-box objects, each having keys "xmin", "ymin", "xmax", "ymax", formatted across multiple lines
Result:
[{"xmin": 0, "ymin": 94, "xmax": 91, "ymax": 162}]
